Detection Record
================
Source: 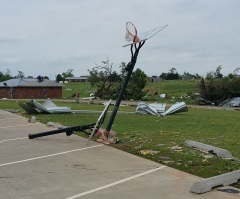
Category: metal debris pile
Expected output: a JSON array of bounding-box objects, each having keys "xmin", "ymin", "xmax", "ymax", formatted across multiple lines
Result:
[{"xmin": 136, "ymin": 101, "xmax": 188, "ymax": 116}]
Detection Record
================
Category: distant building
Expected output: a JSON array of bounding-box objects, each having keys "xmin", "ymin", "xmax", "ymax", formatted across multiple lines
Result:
[
  {"xmin": 235, "ymin": 75, "xmax": 240, "ymax": 78},
  {"xmin": 147, "ymin": 76, "xmax": 162, "ymax": 83},
  {"xmin": 0, "ymin": 78, "xmax": 62, "ymax": 99},
  {"xmin": 65, "ymin": 76, "xmax": 89, "ymax": 82}
]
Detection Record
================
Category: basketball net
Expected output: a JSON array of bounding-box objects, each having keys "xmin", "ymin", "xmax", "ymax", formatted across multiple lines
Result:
[{"xmin": 125, "ymin": 22, "xmax": 139, "ymax": 43}]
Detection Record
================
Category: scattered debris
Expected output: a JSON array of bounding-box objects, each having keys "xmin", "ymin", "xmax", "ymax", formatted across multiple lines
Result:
[
  {"xmin": 140, "ymin": 150, "xmax": 160, "ymax": 155},
  {"xmin": 157, "ymin": 144, "xmax": 165, "ymax": 147},
  {"xmin": 4, "ymin": 109, "xmax": 20, "ymax": 113},
  {"xmin": 219, "ymin": 97, "xmax": 240, "ymax": 107},
  {"xmin": 18, "ymin": 102, "xmax": 40, "ymax": 114},
  {"xmin": 47, "ymin": 122, "xmax": 68, "ymax": 129},
  {"xmin": 162, "ymin": 160, "xmax": 175, "ymax": 165},
  {"xmin": 159, "ymin": 94, "xmax": 166, "ymax": 98},
  {"xmin": 186, "ymin": 140, "xmax": 233, "ymax": 159},
  {"xmin": 217, "ymin": 188, "xmax": 240, "ymax": 194},
  {"xmin": 82, "ymin": 96, "xmax": 98, "ymax": 100},
  {"xmin": 161, "ymin": 102, "xmax": 188, "ymax": 116},
  {"xmin": 136, "ymin": 101, "xmax": 188, "ymax": 116},
  {"xmin": 170, "ymin": 145, "xmax": 183, "ymax": 151},
  {"xmin": 93, "ymin": 127, "xmax": 119, "ymax": 145},
  {"xmin": 81, "ymin": 93, "xmax": 99, "ymax": 100},
  {"xmin": 159, "ymin": 156, "xmax": 171, "ymax": 160},
  {"xmin": 97, "ymin": 136, "xmax": 119, "ymax": 144},
  {"xmin": 18, "ymin": 99, "xmax": 71, "ymax": 114},
  {"xmin": 202, "ymin": 154, "xmax": 214, "ymax": 159},
  {"xmin": 136, "ymin": 101, "xmax": 165, "ymax": 115},
  {"xmin": 29, "ymin": 116, "xmax": 36, "ymax": 123},
  {"xmin": 198, "ymin": 98, "xmax": 214, "ymax": 106}
]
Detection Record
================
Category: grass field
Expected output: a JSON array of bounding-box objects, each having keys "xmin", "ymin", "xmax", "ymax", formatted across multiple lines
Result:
[
  {"xmin": 1, "ymin": 99, "xmax": 239, "ymax": 188},
  {"xmin": 144, "ymin": 80, "xmax": 199, "ymax": 96},
  {"xmin": 61, "ymin": 80, "xmax": 200, "ymax": 104},
  {"xmin": 62, "ymin": 82, "xmax": 95, "ymax": 99}
]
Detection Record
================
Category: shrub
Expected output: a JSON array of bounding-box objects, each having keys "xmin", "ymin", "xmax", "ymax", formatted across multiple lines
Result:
[{"xmin": 198, "ymin": 77, "xmax": 240, "ymax": 105}]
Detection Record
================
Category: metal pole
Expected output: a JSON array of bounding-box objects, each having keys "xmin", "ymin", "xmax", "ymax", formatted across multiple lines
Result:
[{"xmin": 105, "ymin": 41, "xmax": 145, "ymax": 133}]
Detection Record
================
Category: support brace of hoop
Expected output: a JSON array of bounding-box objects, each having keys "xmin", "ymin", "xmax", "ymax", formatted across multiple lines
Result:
[
  {"xmin": 104, "ymin": 41, "xmax": 145, "ymax": 139},
  {"xmin": 28, "ymin": 123, "xmax": 95, "ymax": 139}
]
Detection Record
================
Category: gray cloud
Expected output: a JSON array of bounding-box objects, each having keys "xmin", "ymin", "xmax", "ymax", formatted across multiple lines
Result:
[{"xmin": 0, "ymin": 0, "xmax": 240, "ymax": 78}]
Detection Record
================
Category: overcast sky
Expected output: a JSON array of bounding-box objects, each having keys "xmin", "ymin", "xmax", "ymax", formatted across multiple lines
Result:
[{"xmin": 0, "ymin": 0, "xmax": 239, "ymax": 79}]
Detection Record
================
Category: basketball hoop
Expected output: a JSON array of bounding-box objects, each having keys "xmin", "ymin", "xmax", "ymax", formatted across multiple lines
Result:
[
  {"xmin": 105, "ymin": 22, "xmax": 168, "ymax": 137},
  {"xmin": 124, "ymin": 22, "xmax": 168, "ymax": 47}
]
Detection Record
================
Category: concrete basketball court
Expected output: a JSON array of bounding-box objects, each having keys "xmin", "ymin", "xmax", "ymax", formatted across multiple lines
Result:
[{"xmin": 0, "ymin": 109, "xmax": 239, "ymax": 199}]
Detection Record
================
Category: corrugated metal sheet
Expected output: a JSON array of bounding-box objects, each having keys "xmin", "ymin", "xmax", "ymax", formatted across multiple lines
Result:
[{"xmin": 0, "ymin": 78, "xmax": 62, "ymax": 87}]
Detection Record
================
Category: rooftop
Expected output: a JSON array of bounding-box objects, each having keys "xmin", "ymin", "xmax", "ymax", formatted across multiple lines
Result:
[{"xmin": 0, "ymin": 78, "xmax": 62, "ymax": 87}]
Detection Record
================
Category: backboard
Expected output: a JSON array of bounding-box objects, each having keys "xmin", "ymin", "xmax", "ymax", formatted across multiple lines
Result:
[{"xmin": 123, "ymin": 23, "xmax": 168, "ymax": 47}]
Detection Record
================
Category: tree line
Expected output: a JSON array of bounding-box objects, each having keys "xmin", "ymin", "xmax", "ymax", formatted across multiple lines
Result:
[
  {"xmin": 198, "ymin": 66, "xmax": 240, "ymax": 105},
  {"xmin": 1, "ymin": 63, "xmax": 239, "ymax": 104},
  {"xmin": 159, "ymin": 65, "xmax": 240, "ymax": 105},
  {"xmin": 0, "ymin": 70, "xmax": 49, "ymax": 82}
]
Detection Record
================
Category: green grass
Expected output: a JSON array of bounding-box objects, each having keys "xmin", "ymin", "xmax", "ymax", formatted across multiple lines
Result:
[
  {"xmin": 145, "ymin": 80, "xmax": 198, "ymax": 96},
  {"xmin": 143, "ymin": 80, "xmax": 199, "ymax": 103},
  {"xmin": 61, "ymin": 80, "xmax": 200, "ymax": 103},
  {"xmin": 0, "ymin": 100, "xmax": 24, "ymax": 109},
  {"xmin": 62, "ymin": 82, "xmax": 95, "ymax": 99}
]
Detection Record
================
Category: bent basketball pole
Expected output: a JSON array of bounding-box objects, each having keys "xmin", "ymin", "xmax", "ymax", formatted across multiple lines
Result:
[
  {"xmin": 105, "ymin": 42, "xmax": 145, "ymax": 134},
  {"xmin": 104, "ymin": 22, "xmax": 168, "ymax": 137}
]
